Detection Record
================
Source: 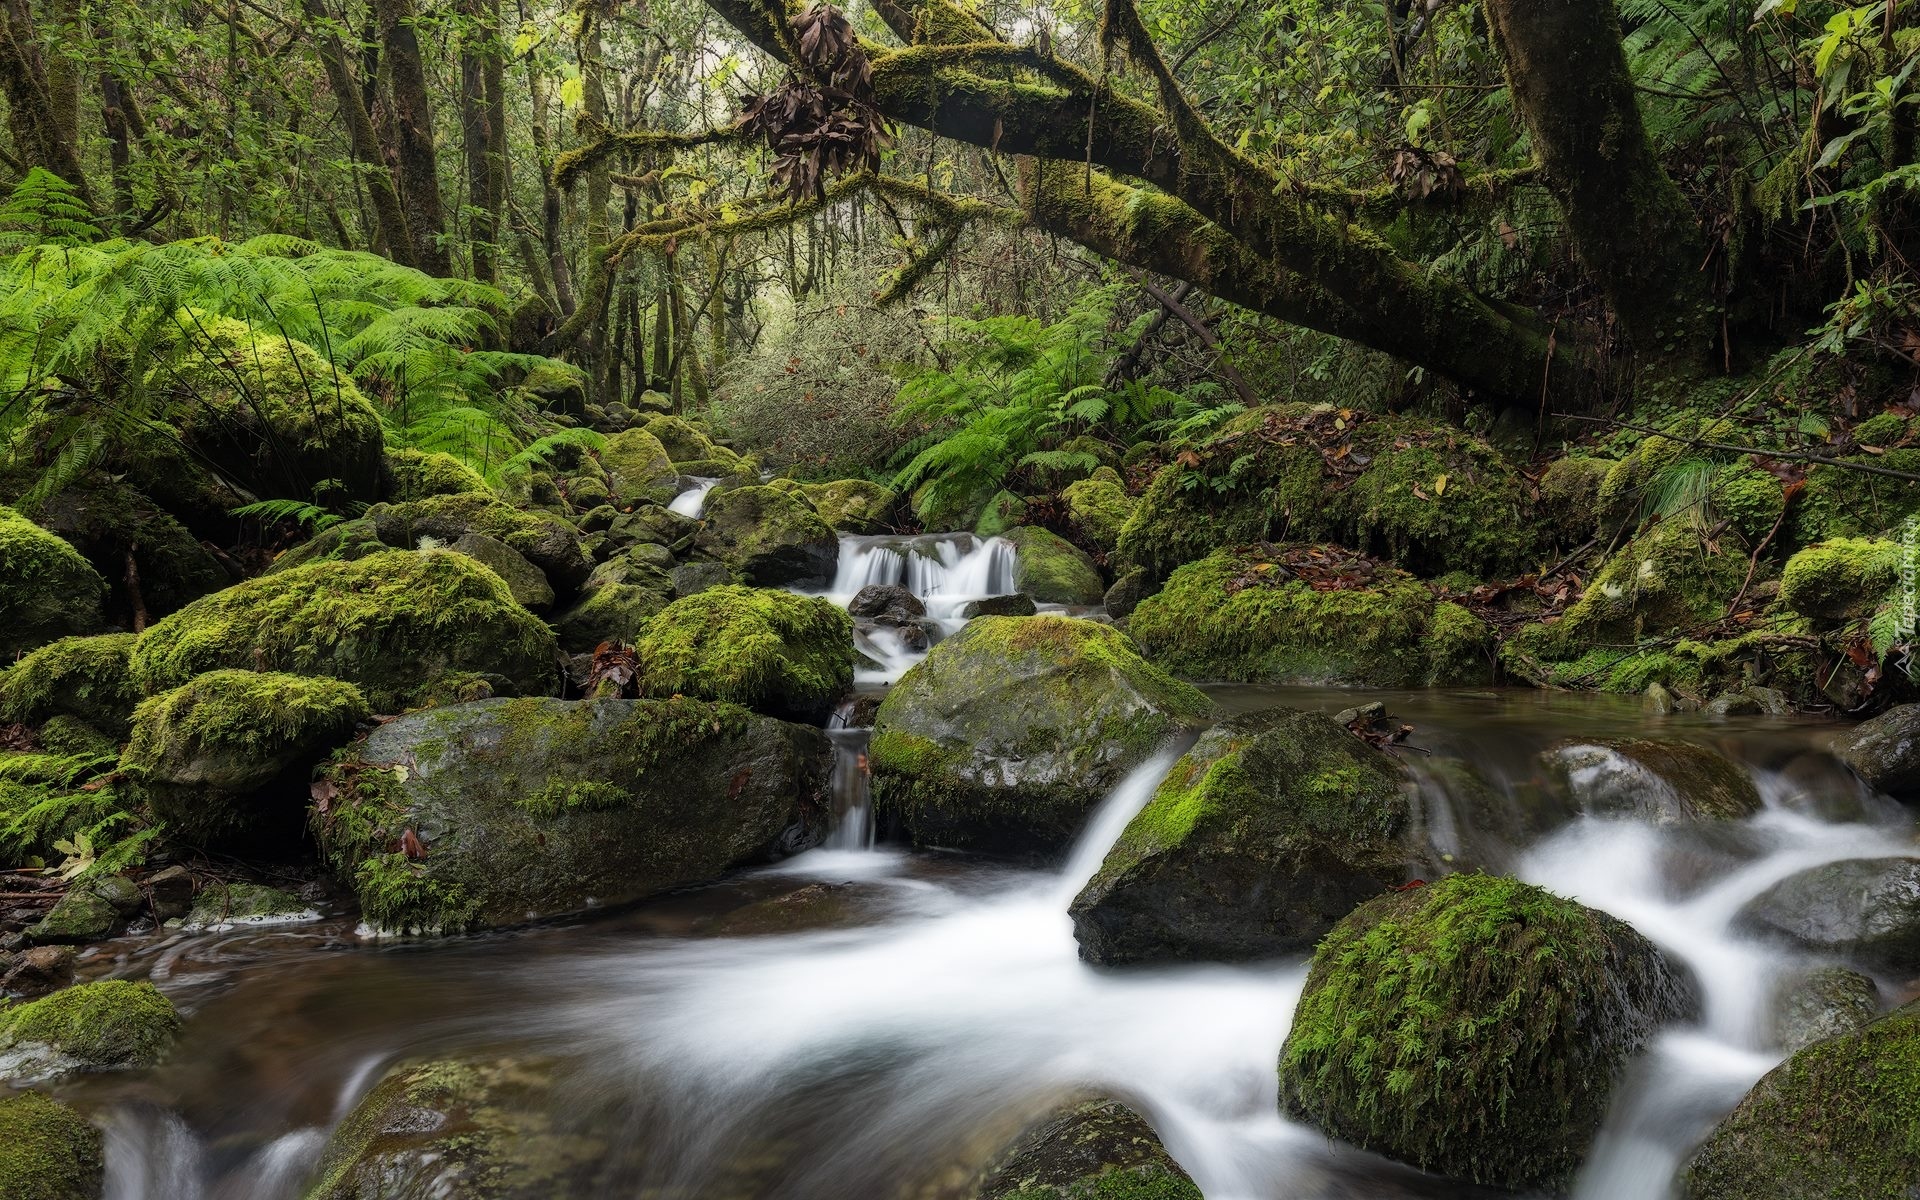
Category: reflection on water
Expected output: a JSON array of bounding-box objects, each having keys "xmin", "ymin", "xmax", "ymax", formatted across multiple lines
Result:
[{"xmin": 34, "ymin": 687, "xmax": 1909, "ymax": 1199}]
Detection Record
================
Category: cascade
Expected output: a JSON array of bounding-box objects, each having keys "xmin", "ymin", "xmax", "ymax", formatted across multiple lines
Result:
[{"xmin": 669, "ymin": 477, "xmax": 721, "ymax": 518}]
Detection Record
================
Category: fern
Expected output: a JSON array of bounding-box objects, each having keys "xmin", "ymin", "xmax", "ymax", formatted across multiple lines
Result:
[
  {"xmin": 0, "ymin": 170, "xmax": 103, "ymax": 252},
  {"xmin": 230, "ymin": 497, "xmax": 349, "ymax": 531}
]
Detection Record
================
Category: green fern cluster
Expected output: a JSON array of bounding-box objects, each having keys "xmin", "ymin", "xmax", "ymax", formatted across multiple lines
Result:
[{"xmin": 888, "ymin": 286, "xmax": 1237, "ymax": 525}]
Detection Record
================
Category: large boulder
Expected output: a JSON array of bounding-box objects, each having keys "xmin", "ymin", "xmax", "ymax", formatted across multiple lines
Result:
[
  {"xmin": 308, "ymin": 1056, "xmax": 600, "ymax": 1200},
  {"xmin": 1003, "ymin": 527, "xmax": 1104, "ymax": 605},
  {"xmin": 969, "ymin": 1097, "xmax": 1200, "ymax": 1200},
  {"xmin": 1735, "ymin": 856, "xmax": 1920, "ymax": 973},
  {"xmin": 450, "ymin": 532, "xmax": 553, "ymax": 610},
  {"xmin": 0, "ymin": 507, "xmax": 105, "ymax": 656},
  {"xmin": 381, "ymin": 448, "xmax": 490, "ymax": 502},
  {"xmin": 869, "ymin": 616, "xmax": 1211, "ymax": 858},
  {"xmin": 1061, "ymin": 468, "xmax": 1134, "ymax": 552},
  {"xmin": 801, "ymin": 479, "xmax": 896, "ymax": 534},
  {"xmin": 315, "ymin": 696, "xmax": 829, "ymax": 933},
  {"xmin": 635, "ymin": 586, "xmax": 853, "ymax": 723},
  {"xmin": 34, "ymin": 474, "xmax": 230, "ymax": 618},
  {"xmin": 122, "ymin": 670, "xmax": 369, "ymax": 845},
  {"xmin": 155, "ymin": 314, "xmax": 385, "ymax": 503},
  {"xmin": 1681, "ymin": 1001, "xmax": 1920, "ymax": 1200},
  {"xmin": 1778, "ymin": 537, "xmax": 1898, "ymax": 621},
  {"xmin": 598, "ymin": 428, "xmax": 677, "ymax": 507},
  {"xmin": 1832, "ymin": 702, "xmax": 1920, "ymax": 799},
  {"xmin": 0, "ymin": 633, "xmax": 141, "ymax": 737},
  {"xmin": 0, "ymin": 1092, "xmax": 104, "ymax": 1200},
  {"xmin": 694, "ymin": 486, "xmax": 838, "ymax": 587},
  {"xmin": 552, "ymin": 544, "xmax": 677, "ymax": 651},
  {"xmin": 1541, "ymin": 738, "xmax": 1763, "ymax": 823},
  {"xmin": 1278, "ymin": 873, "xmax": 1691, "ymax": 1192},
  {"xmin": 272, "ymin": 493, "xmax": 592, "ymax": 593},
  {"xmin": 1115, "ymin": 405, "xmax": 1536, "ymax": 581},
  {"xmin": 1070, "ymin": 708, "xmax": 1418, "ymax": 966},
  {"xmin": 1127, "ymin": 547, "xmax": 1493, "ymax": 686},
  {"xmin": 0, "ymin": 979, "xmax": 179, "ymax": 1082},
  {"xmin": 130, "ymin": 550, "xmax": 558, "ymax": 712}
]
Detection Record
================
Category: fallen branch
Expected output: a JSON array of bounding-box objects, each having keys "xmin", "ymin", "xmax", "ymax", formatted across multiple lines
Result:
[{"xmin": 1557, "ymin": 413, "xmax": 1920, "ymax": 483}]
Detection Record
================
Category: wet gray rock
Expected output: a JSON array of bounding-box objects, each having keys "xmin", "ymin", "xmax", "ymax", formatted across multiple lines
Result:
[
  {"xmin": 1103, "ymin": 566, "xmax": 1157, "ymax": 620},
  {"xmin": 848, "ymin": 584, "xmax": 925, "ymax": 623},
  {"xmin": 671, "ymin": 560, "xmax": 734, "ymax": 599},
  {"xmin": 1832, "ymin": 702, "xmax": 1920, "ymax": 799},
  {"xmin": 961, "ymin": 594, "xmax": 1038, "ymax": 618},
  {"xmin": 693, "ymin": 485, "xmax": 838, "ymax": 588},
  {"xmin": 451, "ymin": 532, "xmax": 554, "ymax": 610},
  {"xmin": 1767, "ymin": 965, "xmax": 1879, "ymax": 1052},
  {"xmin": 0, "ymin": 946, "xmax": 73, "ymax": 998},
  {"xmin": 970, "ymin": 1097, "xmax": 1199, "ymax": 1200},
  {"xmin": 1736, "ymin": 856, "xmax": 1920, "ymax": 973},
  {"xmin": 1542, "ymin": 738, "xmax": 1762, "ymax": 823},
  {"xmin": 553, "ymin": 544, "xmax": 677, "ymax": 651}
]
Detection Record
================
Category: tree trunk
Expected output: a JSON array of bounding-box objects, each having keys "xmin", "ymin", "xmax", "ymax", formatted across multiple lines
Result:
[
  {"xmin": 301, "ymin": 0, "xmax": 416, "ymax": 267},
  {"xmin": 1482, "ymin": 0, "xmax": 1716, "ymax": 357},
  {"xmin": 372, "ymin": 0, "xmax": 451, "ymax": 275},
  {"xmin": 0, "ymin": 0, "xmax": 94, "ymax": 204},
  {"xmin": 457, "ymin": 0, "xmax": 505, "ymax": 282}
]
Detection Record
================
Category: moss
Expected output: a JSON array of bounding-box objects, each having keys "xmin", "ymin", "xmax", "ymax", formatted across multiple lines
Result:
[
  {"xmin": 1005, "ymin": 526, "xmax": 1106, "ymax": 604},
  {"xmin": 155, "ymin": 313, "xmax": 385, "ymax": 503},
  {"xmin": 32, "ymin": 472, "xmax": 229, "ymax": 618},
  {"xmin": 1681, "ymin": 1002, "xmax": 1920, "ymax": 1199},
  {"xmin": 1128, "ymin": 547, "xmax": 1489, "ymax": 686},
  {"xmin": 596, "ymin": 429, "xmax": 676, "ymax": 507},
  {"xmin": 1061, "ymin": 474, "xmax": 1134, "ymax": 551},
  {"xmin": 1713, "ymin": 461, "xmax": 1787, "ymax": 542},
  {"xmin": 1852, "ymin": 410, "xmax": 1912, "ymax": 446},
  {"xmin": 1793, "ymin": 447, "xmax": 1920, "ymax": 542},
  {"xmin": 642, "ymin": 414, "xmax": 730, "ymax": 464},
  {"xmin": 352, "ymin": 851, "xmax": 483, "ymax": 934},
  {"xmin": 972, "ymin": 489, "xmax": 1028, "ymax": 538},
  {"xmin": 1113, "ymin": 406, "xmax": 1535, "ymax": 580},
  {"xmin": 553, "ymin": 546, "xmax": 676, "ymax": 651},
  {"xmin": 975, "ymin": 1098, "xmax": 1201, "ymax": 1200},
  {"xmin": 0, "ymin": 634, "xmax": 140, "ymax": 737},
  {"xmin": 799, "ymin": 478, "xmax": 896, "ymax": 534},
  {"xmin": 1538, "ymin": 456, "xmax": 1613, "ymax": 546},
  {"xmin": 130, "ymin": 550, "xmax": 557, "ymax": 712},
  {"xmin": 692, "ymin": 486, "xmax": 839, "ymax": 587},
  {"xmin": 383, "ymin": 448, "xmax": 491, "ymax": 502},
  {"xmin": 1593, "ymin": 414, "xmax": 1734, "ymax": 531},
  {"xmin": 635, "ymin": 586, "xmax": 853, "ymax": 720},
  {"xmin": 123, "ymin": 669, "xmax": 368, "ymax": 842},
  {"xmin": 0, "ymin": 507, "xmax": 106, "ymax": 656},
  {"xmin": 0, "ymin": 1092, "xmax": 104, "ymax": 1200},
  {"xmin": 378, "ymin": 492, "xmax": 590, "ymax": 589},
  {"xmin": 0, "ymin": 979, "xmax": 179, "ymax": 1073},
  {"xmin": 1278, "ymin": 873, "xmax": 1689, "ymax": 1191},
  {"xmin": 1778, "ymin": 537, "xmax": 1899, "ymax": 621},
  {"xmin": 515, "ymin": 779, "xmax": 631, "ymax": 819}
]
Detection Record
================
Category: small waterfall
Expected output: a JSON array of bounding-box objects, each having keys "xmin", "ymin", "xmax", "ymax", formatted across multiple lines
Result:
[
  {"xmin": 1058, "ymin": 747, "xmax": 1184, "ymax": 897},
  {"xmin": 825, "ymin": 701, "xmax": 875, "ymax": 851},
  {"xmin": 828, "ymin": 533, "xmax": 1016, "ymax": 617},
  {"xmin": 670, "ymin": 477, "xmax": 721, "ymax": 518}
]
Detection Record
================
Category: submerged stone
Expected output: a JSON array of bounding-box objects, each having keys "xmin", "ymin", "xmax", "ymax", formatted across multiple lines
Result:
[
  {"xmin": 1541, "ymin": 738, "xmax": 1762, "ymax": 823},
  {"xmin": 1681, "ymin": 1001, "xmax": 1920, "ymax": 1200},
  {"xmin": 1070, "ymin": 707, "xmax": 1418, "ymax": 966},
  {"xmin": 970, "ymin": 1097, "xmax": 1200, "ymax": 1200},
  {"xmin": 1277, "ymin": 873, "xmax": 1691, "ymax": 1192},
  {"xmin": 315, "ymin": 696, "xmax": 829, "ymax": 934},
  {"xmin": 869, "ymin": 617, "xmax": 1211, "ymax": 858}
]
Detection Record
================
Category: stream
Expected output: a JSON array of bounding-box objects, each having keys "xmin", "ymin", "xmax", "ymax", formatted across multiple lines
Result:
[{"xmin": 46, "ymin": 536, "xmax": 1917, "ymax": 1199}]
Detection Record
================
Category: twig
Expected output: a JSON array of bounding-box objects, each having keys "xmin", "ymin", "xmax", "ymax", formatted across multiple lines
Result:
[{"xmin": 1726, "ymin": 493, "xmax": 1796, "ymax": 617}]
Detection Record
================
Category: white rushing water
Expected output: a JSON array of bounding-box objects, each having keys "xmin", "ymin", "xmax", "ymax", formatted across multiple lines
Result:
[
  {"xmin": 669, "ymin": 476, "xmax": 721, "ymax": 518},
  {"xmin": 814, "ymin": 532, "xmax": 1019, "ymax": 683}
]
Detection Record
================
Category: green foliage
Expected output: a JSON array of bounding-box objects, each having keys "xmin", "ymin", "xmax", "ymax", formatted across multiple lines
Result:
[
  {"xmin": 0, "ymin": 170, "xmax": 104, "ymax": 252},
  {"xmin": 888, "ymin": 287, "xmax": 1234, "ymax": 526}
]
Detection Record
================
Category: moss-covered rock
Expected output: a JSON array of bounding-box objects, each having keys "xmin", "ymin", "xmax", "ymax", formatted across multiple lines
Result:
[
  {"xmin": 800, "ymin": 478, "xmax": 896, "ymax": 534},
  {"xmin": 27, "ymin": 883, "xmax": 123, "ymax": 945},
  {"xmin": 315, "ymin": 696, "xmax": 829, "ymax": 933},
  {"xmin": 1126, "ymin": 548, "xmax": 1493, "ymax": 686},
  {"xmin": 642, "ymin": 415, "xmax": 731, "ymax": 466},
  {"xmin": 1103, "ymin": 566, "xmax": 1156, "ymax": 620},
  {"xmin": 450, "ymin": 531, "xmax": 554, "ymax": 610},
  {"xmin": 1278, "ymin": 873, "xmax": 1690, "ymax": 1191},
  {"xmin": 1792, "ymin": 448, "xmax": 1920, "ymax": 542},
  {"xmin": 1735, "ymin": 856, "xmax": 1920, "ymax": 973},
  {"xmin": 1779, "ymin": 537, "xmax": 1899, "ymax": 621},
  {"xmin": 1767, "ymin": 966, "xmax": 1879, "ymax": 1053},
  {"xmin": 307, "ymin": 1056, "xmax": 601, "ymax": 1200},
  {"xmin": 693, "ymin": 485, "xmax": 838, "ymax": 587},
  {"xmin": 34, "ymin": 474, "xmax": 230, "ymax": 619},
  {"xmin": 1114, "ymin": 405, "xmax": 1536, "ymax": 580},
  {"xmin": 1539, "ymin": 456, "xmax": 1613, "ymax": 546},
  {"xmin": 1680, "ymin": 1001, "xmax": 1920, "ymax": 1200},
  {"xmin": 273, "ymin": 493, "xmax": 592, "ymax": 593},
  {"xmin": 130, "ymin": 550, "xmax": 557, "ymax": 712},
  {"xmin": 182, "ymin": 881, "xmax": 316, "ymax": 931},
  {"xmin": 1070, "ymin": 707, "xmax": 1418, "ymax": 966},
  {"xmin": 1540, "ymin": 738, "xmax": 1763, "ymax": 823},
  {"xmin": 0, "ymin": 508, "xmax": 106, "ymax": 656},
  {"xmin": 552, "ymin": 544, "xmax": 677, "ymax": 651},
  {"xmin": 971, "ymin": 489, "xmax": 1027, "ymax": 538},
  {"xmin": 635, "ymin": 586, "xmax": 852, "ymax": 723},
  {"xmin": 382, "ymin": 448, "xmax": 490, "ymax": 502},
  {"xmin": 1003, "ymin": 527, "xmax": 1105, "ymax": 605},
  {"xmin": 1833, "ymin": 702, "xmax": 1920, "ymax": 799},
  {"xmin": 970, "ymin": 1097, "xmax": 1200, "ymax": 1200},
  {"xmin": 0, "ymin": 1092, "xmax": 104, "ymax": 1200},
  {"xmin": 870, "ymin": 617, "xmax": 1210, "ymax": 858},
  {"xmin": 1061, "ymin": 469, "xmax": 1134, "ymax": 552},
  {"xmin": 598, "ymin": 428, "xmax": 677, "ymax": 507},
  {"xmin": 0, "ymin": 635, "xmax": 140, "ymax": 737},
  {"xmin": 155, "ymin": 314, "xmax": 385, "ymax": 503},
  {"xmin": 0, "ymin": 979, "xmax": 178, "ymax": 1081},
  {"xmin": 122, "ymin": 670, "xmax": 369, "ymax": 845},
  {"xmin": 516, "ymin": 361, "xmax": 588, "ymax": 415}
]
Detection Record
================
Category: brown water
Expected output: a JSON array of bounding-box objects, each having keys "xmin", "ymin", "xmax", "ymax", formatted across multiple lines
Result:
[{"xmin": 20, "ymin": 687, "xmax": 1913, "ymax": 1200}]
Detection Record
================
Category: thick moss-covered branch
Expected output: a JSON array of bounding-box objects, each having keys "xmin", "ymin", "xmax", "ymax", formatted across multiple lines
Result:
[
  {"xmin": 1483, "ymin": 0, "xmax": 1715, "ymax": 355},
  {"xmin": 552, "ymin": 121, "xmax": 752, "ymax": 191}
]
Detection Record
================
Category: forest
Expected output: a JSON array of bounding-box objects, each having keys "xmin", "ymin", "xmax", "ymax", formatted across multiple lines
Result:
[{"xmin": 1, "ymin": 0, "xmax": 1919, "ymax": 1196}]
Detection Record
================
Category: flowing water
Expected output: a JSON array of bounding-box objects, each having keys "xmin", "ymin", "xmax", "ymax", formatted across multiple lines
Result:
[
  {"xmin": 816, "ymin": 533, "xmax": 1019, "ymax": 683},
  {"xmin": 670, "ymin": 477, "xmax": 722, "ymax": 519},
  {"xmin": 47, "ymin": 685, "xmax": 1916, "ymax": 1199}
]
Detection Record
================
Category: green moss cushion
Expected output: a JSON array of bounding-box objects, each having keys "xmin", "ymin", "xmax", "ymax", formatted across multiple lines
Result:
[
  {"xmin": 0, "ymin": 1092, "xmax": 104, "ymax": 1200},
  {"xmin": 0, "ymin": 507, "xmax": 106, "ymax": 657},
  {"xmin": 0, "ymin": 980, "xmax": 179, "ymax": 1080},
  {"xmin": 636, "ymin": 586, "xmax": 852, "ymax": 722}
]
